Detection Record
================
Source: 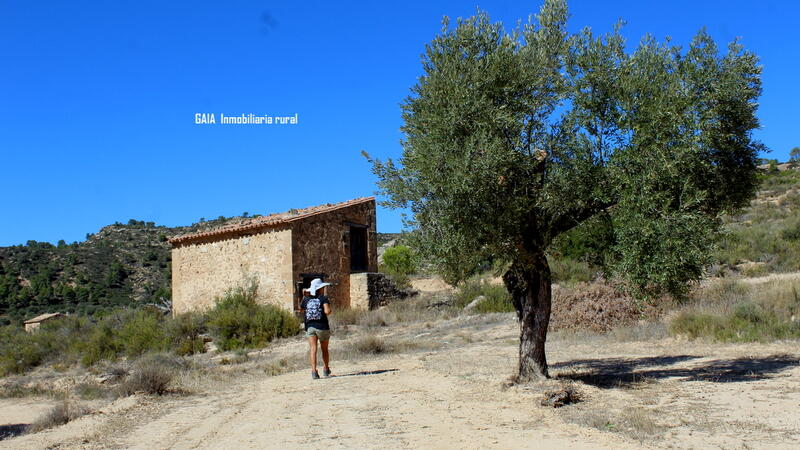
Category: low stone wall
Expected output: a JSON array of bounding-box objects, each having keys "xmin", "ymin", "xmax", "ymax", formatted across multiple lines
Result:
[{"xmin": 348, "ymin": 272, "xmax": 410, "ymax": 310}]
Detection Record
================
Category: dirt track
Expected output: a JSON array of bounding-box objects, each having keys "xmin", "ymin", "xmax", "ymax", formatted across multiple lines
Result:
[{"xmin": 3, "ymin": 314, "xmax": 800, "ymax": 449}]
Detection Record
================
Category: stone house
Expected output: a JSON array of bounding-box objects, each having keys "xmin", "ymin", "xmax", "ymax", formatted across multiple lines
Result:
[
  {"xmin": 24, "ymin": 312, "xmax": 66, "ymax": 333},
  {"xmin": 169, "ymin": 197, "xmax": 379, "ymax": 315}
]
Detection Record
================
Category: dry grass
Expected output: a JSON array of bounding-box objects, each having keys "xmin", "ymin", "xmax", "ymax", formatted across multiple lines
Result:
[
  {"xmin": 118, "ymin": 354, "xmax": 178, "ymax": 396},
  {"xmin": 337, "ymin": 334, "xmax": 430, "ymax": 360},
  {"xmin": 550, "ymin": 281, "xmax": 665, "ymax": 333},
  {"xmin": 27, "ymin": 398, "xmax": 90, "ymax": 433},
  {"xmin": 540, "ymin": 382, "xmax": 584, "ymax": 407},
  {"xmin": 562, "ymin": 406, "xmax": 666, "ymax": 441},
  {"xmin": 331, "ymin": 294, "xmax": 459, "ymax": 332},
  {"xmin": 670, "ymin": 277, "xmax": 800, "ymax": 341}
]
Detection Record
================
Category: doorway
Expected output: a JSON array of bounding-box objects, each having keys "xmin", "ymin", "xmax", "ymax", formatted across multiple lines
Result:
[{"xmin": 349, "ymin": 225, "xmax": 368, "ymax": 273}]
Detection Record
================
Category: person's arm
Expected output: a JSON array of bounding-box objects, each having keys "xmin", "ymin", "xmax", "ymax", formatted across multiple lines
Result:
[{"xmin": 323, "ymin": 303, "xmax": 331, "ymax": 315}]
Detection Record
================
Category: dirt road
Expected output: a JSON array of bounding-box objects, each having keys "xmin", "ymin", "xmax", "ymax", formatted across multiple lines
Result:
[{"xmin": 3, "ymin": 314, "xmax": 800, "ymax": 449}]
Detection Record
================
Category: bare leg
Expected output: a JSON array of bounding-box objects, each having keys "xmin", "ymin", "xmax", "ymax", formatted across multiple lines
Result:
[
  {"xmin": 308, "ymin": 336, "xmax": 318, "ymax": 372},
  {"xmin": 320, "ymin": 339, "xmax": 330, "ymax": 371}
]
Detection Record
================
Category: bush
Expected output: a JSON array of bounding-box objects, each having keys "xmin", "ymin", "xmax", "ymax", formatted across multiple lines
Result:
[
  {"xmin": 117, "ymin": 308, "xmax": 170, "ymax": 357},
  {"xmin": 78, "ymin": 318, "xmax": 123, "ymax": 366},
  {"xmin": 27, "ymin": 399, "xmax": 89, "ymax": 433},
  {"xmin": 381, "ymin": 245, "xmax": 416, "ymax": 290},
  {"xmin": 0, "ymin": 325, "xmax": 47, "ymax": 376},
  {"xmin": 350, "ymin": 335, "xmax": 388, "ymax": 354},
  {"xmin": 206, "ymin": 281, "xmax": 300, "ymax": 351},
  {"xmin": 454, "ymin": 279, "xmax": 514, "ymax": 313},
  {"xmin": 382, "ymin": 245, "xmax": 416, "ymax": 276},
  {"xmin": 119, "ymin": 354, "xmax": 177, "ymax": 396},
  {"xmin": 168, "ymin": 312, "xmax": 207, "ymax": 356}
]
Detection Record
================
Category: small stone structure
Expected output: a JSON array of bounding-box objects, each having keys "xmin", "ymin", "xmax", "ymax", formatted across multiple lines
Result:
[
  {"xmin": 169, "ymin": 197, "xmax": 379, "ymax": 315},
  {"xmin": 24, "ymin": 312, "xmax": 66, "ymax": 333},
  {"xmin": 350, "ymin": 272, "xmax": 412, "ymax": 309}
]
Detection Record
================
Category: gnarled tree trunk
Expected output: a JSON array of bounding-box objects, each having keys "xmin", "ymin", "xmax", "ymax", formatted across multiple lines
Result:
[{"xmin": 503, "ymin": 252, "xmax": 552, "ymax": 381}]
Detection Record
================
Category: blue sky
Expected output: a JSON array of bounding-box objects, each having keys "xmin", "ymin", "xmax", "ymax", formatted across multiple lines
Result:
[{"xmin": 1, "ymin": 0, "xmax": 797, "ymax": 246}]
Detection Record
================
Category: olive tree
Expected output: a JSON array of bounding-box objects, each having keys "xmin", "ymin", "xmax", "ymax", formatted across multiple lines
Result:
[{"xmin": 365, "ymin": 0, "xmax": 764, "ymax": 380}]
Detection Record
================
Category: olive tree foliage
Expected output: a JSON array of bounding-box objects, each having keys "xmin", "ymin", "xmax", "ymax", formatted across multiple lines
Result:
[{"xmin": 364, "ymin": 0, "xmax": 763, "ymax": 379}]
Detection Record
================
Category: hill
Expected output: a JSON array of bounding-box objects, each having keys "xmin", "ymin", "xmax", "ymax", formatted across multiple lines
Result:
[
  {"xmin": 2, "ymin": 166, "xmax": 798, "ymax": 325},
  {"xmin": 0, "ymin": 215, "xmax": 400, "ymax": 325}
]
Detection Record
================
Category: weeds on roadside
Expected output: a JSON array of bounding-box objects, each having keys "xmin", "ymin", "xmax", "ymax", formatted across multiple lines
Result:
[
  {"xmin": 670, "ymin": 278, "xmax": 800, "ymax": 342},
  {"xmin": 118, "ymin": 354, "xmax": 178, "ymax": 396},
  {"xmin": 26, "ymin": 398, "xmax": 89, "ymax": 433}
]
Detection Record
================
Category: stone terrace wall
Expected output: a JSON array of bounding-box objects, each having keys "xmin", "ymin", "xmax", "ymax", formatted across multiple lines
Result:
[
  {"xmin": 171, "ymin": 226, "xmax": 294, "ymax": 315},
  {"xmin": 292, "ymin": 200, "xmax": 378, "ymax": 309}
]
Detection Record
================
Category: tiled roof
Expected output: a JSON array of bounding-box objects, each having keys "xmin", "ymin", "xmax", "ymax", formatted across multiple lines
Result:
[
  {"xmin": 24, "ymin": 312, "xmax": 65, "ymax": 324},
  {"xmin": 169, "ymin": 197, "xmax": 375, "ymax": 245}
]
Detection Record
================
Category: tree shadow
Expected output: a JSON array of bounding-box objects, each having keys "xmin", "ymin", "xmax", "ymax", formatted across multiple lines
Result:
[
  {"xmin": 0, "ymin": 424, "xmax": 28, "ymax": 441},
  {"xmin": 331, "ymin": 369, "xmax": 399, "ymax": 378},
  {"xmin": 553, "ymin": 354, "xmax": 800, "ymax": 388}
]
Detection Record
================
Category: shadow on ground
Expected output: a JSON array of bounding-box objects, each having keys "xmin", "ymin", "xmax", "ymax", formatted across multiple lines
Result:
[
  {"xmin": 553, "ymin": 354, "xmax": 800, "ymax": 388},
  {"xmin": 331, "ymin": 369, "xmax": 399, "ymax": 378},
  {"xmin": 0, "ymin": 424, "xmax": 28, "ymax": 441}
]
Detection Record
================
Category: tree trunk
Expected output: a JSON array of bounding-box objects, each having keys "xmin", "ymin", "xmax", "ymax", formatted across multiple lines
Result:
[{"xmin": 503, "ymin": 252, "xmax": 552, "ymax": 381}]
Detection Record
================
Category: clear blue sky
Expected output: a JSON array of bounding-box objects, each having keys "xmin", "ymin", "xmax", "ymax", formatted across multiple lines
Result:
[{"xmin": 1, "ymin": 0, "xmax": 797, "ymax": 246}]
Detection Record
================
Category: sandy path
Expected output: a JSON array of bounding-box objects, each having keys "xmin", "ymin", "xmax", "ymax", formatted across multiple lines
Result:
[
  {"xmin": 100, "ymin": 354, "xmax": 631, "ymax": 449},
  {"xmin": 4, "ymin": 315, "xmax": 800, "ymax": 449}
]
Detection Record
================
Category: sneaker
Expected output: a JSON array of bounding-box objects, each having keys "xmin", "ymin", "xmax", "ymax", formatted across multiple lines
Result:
[
  {"xmin": 311, "ymin": 370, "xmax": 320, "ymax": 380},
  {"xmin": 323, "ymin": 368, "xmax": 331, "ymax": 377}
]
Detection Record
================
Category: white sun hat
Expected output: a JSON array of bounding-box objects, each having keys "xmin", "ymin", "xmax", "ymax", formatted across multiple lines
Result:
[{"xmin": 308, "ymin": 278, "xmax": 331, "ymax": 296}]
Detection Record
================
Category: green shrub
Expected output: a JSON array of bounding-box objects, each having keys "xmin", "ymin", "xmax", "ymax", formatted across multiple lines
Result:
[
  {"xmin": 168, "ymin": 312, "xmax": 207, "ymax": 356},
  {"xmin": 549, "ymin": 257, "xmax": 595, "ymax": 284},
  {"xmin": 206, "ymin": 281, "xmax": 300, "ymax": 351},
  {"xmin": 382, "ymin": 245, "xmax": 416, "ymax": 276},
  {"xmin": 381, "ymin": 245, "xmax": 416, "ymax": 290},
  {"xmin": 454, "ymin": 279, "xmax": 514, "ymax": 313},
  {"xmin": 0, "ymin": 325, "xmax": 47, "ymax": 376},
  {"xmin": 78, "ymin": 321, "xmax": 122, "ymax": 366},
  {"xmin": 118, "ymin": 308, "xmax": 170, "ymax": 357}
]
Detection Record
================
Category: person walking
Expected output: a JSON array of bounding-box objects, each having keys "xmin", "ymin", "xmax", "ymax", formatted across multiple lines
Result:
[{"xmin": 300, "ymin": 278, "xmax": 332, "ymax": 379}]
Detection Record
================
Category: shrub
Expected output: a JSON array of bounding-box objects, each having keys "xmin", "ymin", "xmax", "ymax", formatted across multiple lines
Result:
[
  {"xmin": 75, "ymin": 382, "xmax": 112, "ymax": 400},
  {"xmin": 78, "ymin": 319, "xmax": 123, "ymax": 366},
  {"xmin": 27, "ymin": 399, "xmax": 89, "ymax": 433},
  {"xmin": 549, "ymin": 257, "xmax": 596, "ymax": 285},
  {"xmin": 381, "ymin": 245, "xmax": 416, "ymax": 290},
  {"xmin": 119, "ymin": 354, "xmax": 177, "ymax": 396},
  {"xmin": 168, "ymin": 312, "xmax": 207, "ymax": 356},
  {"xmin": 351, "ymin": 335, "xmax": 388, "ymax": 354},
  {"xmin": 206, "ymin": 281, "xmax": 300, "ymax": 351},
  {"xmin": 454, "ymin": 279, "xmax": 514, "ymax": 313},
  {"xmin": 0, "ymin": 325, "xmax": 47, "ymax": 376},
  {"xmin": 118, "ymin": 308, "xmax": 170, "ymax": 357},
  {"xmin": 669, "ymin": 279, "xmax": 800, "ymax": 342},
  {"xmin": 382, "ymin": 245, "xmax": 416, "ymax": 275}
]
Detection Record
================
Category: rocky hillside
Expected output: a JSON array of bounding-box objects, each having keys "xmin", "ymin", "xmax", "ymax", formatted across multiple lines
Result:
[{"xmin": 0, "ymin": 215, "xmax": 399, "ymax": 325}]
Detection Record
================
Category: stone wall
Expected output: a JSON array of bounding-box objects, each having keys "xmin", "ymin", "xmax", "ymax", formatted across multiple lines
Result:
[
  {"xmin": 171, "ymin": 226, "xmax": 294, "ymax": 315},
  {"xmin": 291, "ymin": 200, "xmax": 378, "ymax": 308},
  {"xmin": 348, "ymin": 272, "xmax": 410, "ymax": 310},
  {"xmin": 349, "ymin": 273, "xmax": 371, "ymax": 309}
]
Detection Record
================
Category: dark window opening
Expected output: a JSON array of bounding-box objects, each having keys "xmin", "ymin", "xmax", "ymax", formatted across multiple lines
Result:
[
  {"xmin": 295, "ymin": 273, "xmax": 326, "ymax": 311},
  {"xmin": 349, "ymin": 226, "xmax": 368, "ymax": 273}
]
